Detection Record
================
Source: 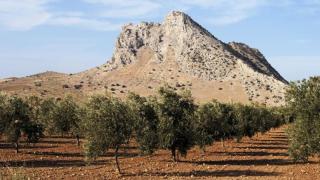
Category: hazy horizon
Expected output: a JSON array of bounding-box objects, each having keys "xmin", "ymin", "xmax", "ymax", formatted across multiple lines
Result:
[{"xmin": 0, "ymin": 0, "xmax": 319, "ymax": 81}]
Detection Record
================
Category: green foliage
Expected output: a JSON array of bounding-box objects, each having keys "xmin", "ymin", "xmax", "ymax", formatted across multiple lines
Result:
[
  {"xmin": 127, "ymin": 93, "xmax": 159, "ymax": 155},
  {"xmin": 38, "ymin": 98, "xmax": 57, "ymax": 134},
  {"xmin": 0, "ymin": 92, "xmax": 10, "ymax": 135},
  {"xmin": 260, "ymin": 106, "xmax": 286, "ymax": 132},
  {"xmin": 156, "ymin": 87, "xmax": 195, "ymax": 161},
  {"xmin": 233, "ymin": 104, "xmax": 256, "ymax": 141},
  {"xmin": 195, "ymin": 100, "xmax": 236, "ymax": 150},
  {"xmin": 26, "ymin": 96, "xmax": 42, "ymax": 124},
  {"xmin": 38, "ymin": 96, "xmax": 81, "ymax": 137},
  {"xmin": 52, "ymin": 96, "xmax": 80, "ymax": 136},
  {"xmin": 5, "ymin": 96, "xmax": 32, "ymax": 144},
  {"xmin": 25, "ymin": 96, "xmax": 44, "ymax": 143},
  {"xmin": 0, "ymin": 95, "xmax": 43, "ymax": 152},
  {"xmin": 195, "ymin": 102, "xmax": 215, "ymax": 150},
  {"xmin": 23, "ymin": 123, "xmax": 44, "ymax": 143},
  {"xmin": 287, "ymin": 77, "xmax": 320, "ymax": 162},
  {"xmin": 82, "ymin": 94, "xmax": 133, "ymax": 173},
  {"xmin": 224, "ymin": 104, "xmax": 287, "ymax": 141}
]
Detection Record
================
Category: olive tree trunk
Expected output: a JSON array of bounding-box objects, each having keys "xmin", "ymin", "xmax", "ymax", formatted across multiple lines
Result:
[
  {"xmin": 76, "ymin": 135, "xmax": 80, "ymax": 146},
  {"xmin": 115, "ymin": 145, "xmax": 121, "ymax": 174}
]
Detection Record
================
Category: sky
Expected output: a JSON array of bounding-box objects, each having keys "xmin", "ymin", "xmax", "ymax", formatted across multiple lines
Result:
[{"xmin": 0, "ymin": 0, "xmax": 319, "ymax": 81}]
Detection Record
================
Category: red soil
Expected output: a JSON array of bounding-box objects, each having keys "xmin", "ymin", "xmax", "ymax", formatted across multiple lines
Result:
[{"xmin": 0, "ymin": 126, "xmax": 319, "ymax": 179}]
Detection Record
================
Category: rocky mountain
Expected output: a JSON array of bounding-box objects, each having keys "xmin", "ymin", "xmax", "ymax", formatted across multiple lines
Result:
[{"xmin": 0, "ymin": 11, "xmax": 288, "ymax": 106}]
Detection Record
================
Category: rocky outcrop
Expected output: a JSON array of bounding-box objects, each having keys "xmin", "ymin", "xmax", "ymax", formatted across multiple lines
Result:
[
  {"xmin": 228, "ymin": 42, "xmax": 287, "ymax": 83},
  {"xmin": 107, "ymin": 11, "xmax": 238, "ymax": 81},
  {"xmin": 100, "ymin": 11, "xmax": 287, "ymax": 105}
]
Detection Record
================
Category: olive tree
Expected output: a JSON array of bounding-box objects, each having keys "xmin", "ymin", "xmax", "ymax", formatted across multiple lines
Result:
[
  {"xmin": 286, "ymin": 77, "xmax": 320, "ymax": 162},
  {"xmin": 82, "ymin": 94, "xmax": 133, "ymax": 174},
  {"xmin": 52, "ymin": 96, "xmax": 80, "ymax": 137},
  {"xmin": 38, "ymin": 96, "xmax": 81, "ymax": 145},
  {"xmin": 195, "ymin": 100, "xmax": 235, "ymax": 151},
  {"xmin": 39, "ymin": 98, "xmax": 57, "ymax": 135},
  {"xmin": 254, "ymin": 105, "xmax": 283, "ymax": 135},
  {"xmin": 233, "ymin": 104, "xmax": 256, "ymax": 142},
  {"xmin": 156, "ymin": 87, "xmax": 196, "ymax": 161},
  {"xmin": 209, "ymin": 102, "xmax": 236, "ymax": 147},
  {"xmin": 195, "ymin": 101, "xmax": 219, "ymax": 151},
  {"xmin": 127, "ymin": 93, "xmax": 159, "ymax": 155},
  {"xmin": 26, "ymin": 96, "xmax": 42, "ymax": 124},
  {"xmin": 3, "ymin": 96, "xmax": 43, "ymax": 153},
  {"xmin": 255, "ymin": 106, "xmax": 271, "ymax": 134},
  {"xmin": 0, "ymin": 93, "xmax": 9, "ymax": 137}
]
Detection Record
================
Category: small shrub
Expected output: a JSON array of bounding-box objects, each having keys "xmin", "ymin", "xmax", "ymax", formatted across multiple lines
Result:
[
  {"xmin": 74, "ymin": 84, "xmax": 83, "ymax": 90},
  {"xmin": 34, "ymin": 81, "xmax": 42, "ymax": 87}
]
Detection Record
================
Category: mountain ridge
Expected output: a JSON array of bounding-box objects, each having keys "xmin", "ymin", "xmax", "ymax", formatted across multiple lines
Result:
[{"xmin": 102, "ymin": 11, "xmax": 286, "ymax": 82}]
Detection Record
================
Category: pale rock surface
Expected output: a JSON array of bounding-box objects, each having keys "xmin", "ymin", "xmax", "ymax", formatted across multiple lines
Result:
[{"xmin": 93, "ymin": 11, "xmax": 287, "ymax": 105}]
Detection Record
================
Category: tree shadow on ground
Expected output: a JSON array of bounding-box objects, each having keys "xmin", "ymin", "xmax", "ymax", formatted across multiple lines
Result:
[
  {"xmin": 124, "ymin": 170, "xmax": 281, "ymax": 177},
  {"xmin": 257, "ymin": 139, "xmax": 288, "ymax": 143},
  {"xmin": 45, "ymin": 136, "xmax": 76, "ymax": 139},
  {"xmin": 38, "ymin": 140, "xmax": 77, "ymax": 145},
  {"xmin": 104, "ymin": 151, "xmax": 139, "ymax": 158},
  {"xmin": 268, "ymin": 131, "xmax": 286, "ymax": 134},
  {"xmin": 182, "ymin": 158, "xmax": 314, "ymax": 166},
  {"xmin": 24, "ymin": 151, "xmax": 84, "ymax": 157},
  {"xmin": 270, "ymin": 136, "xmax": 287, "ymax": 139},
  {"xmin": 249, "ymin": 142, "xmax": 288, "ymax": 146},
  {"xmin": 214, "ymin": 151, "xmax": 288, "ymax": 157},
  {"xmin": 0, "ymin": 143, "xmax": 58, "ymax": 150},
  {"xmin": 0, "ymin": 159, "xmax": 108, "ymax": 168},
  {"xmin": 121, "ymin": 145, "xmax": 138, "ymax": 150},
  {"xmin": 0, "ymin": 143, "xmax": 13, "ymax": 149},
  {"xmin": 24, "ymin": 151, "xmax": 139, "ymax": 158},
  {"xmin": 235, "ymin": 146, "xmax": 288, "ymax": 150}
]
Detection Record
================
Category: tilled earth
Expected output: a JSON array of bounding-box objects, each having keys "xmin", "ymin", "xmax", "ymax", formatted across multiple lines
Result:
[{"xmin": 0, "ymin": 126, "xmax": 319, "ymax": 180}]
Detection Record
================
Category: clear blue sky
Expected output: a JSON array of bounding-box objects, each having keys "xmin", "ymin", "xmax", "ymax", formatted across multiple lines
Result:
[{"xmin": 0, "ymin": 0, "xmax": 319, "ymax": 81}]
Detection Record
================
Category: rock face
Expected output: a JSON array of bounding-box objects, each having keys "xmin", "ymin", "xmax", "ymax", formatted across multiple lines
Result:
[
  {"xmin": 0, "ymin": 11, "xmax": 288, "ymax": 106},
  {"xmin": 99, "ymin": 11, "xmax": 287, "ymax": 105},
  {"xmin": 228, "ymin": 42, "xmax": 287, "ymax": 83},
  {"xmin": 109, "ymin": 11, "xmax": 236, "ymax": 80},
  {"xmin": 108, "ymin": 11, "xmax": 285, "ymax": 80}
]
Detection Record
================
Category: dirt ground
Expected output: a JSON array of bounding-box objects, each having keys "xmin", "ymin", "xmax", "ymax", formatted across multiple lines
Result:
[{"xmin": 0, "ymin": 126, "xmax": 319, "ymax": 180}]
